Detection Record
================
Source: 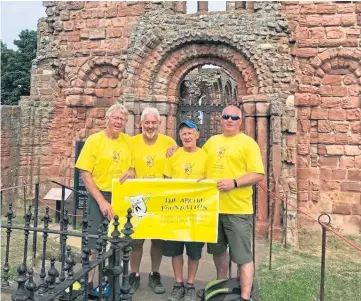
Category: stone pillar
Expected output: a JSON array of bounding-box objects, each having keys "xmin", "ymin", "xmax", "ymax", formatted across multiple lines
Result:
[
  {"xmin": 175, "ymin": 1, "xmax": 186, "ymax": 14},
  {"xmin": 197, "ymin": 1, "xmax": 208, "ymax": 13},
  {"xmin": 255, "ymin": 103, "xmax": 269, "ymax": 236},
  {"xmin": 242, "ymin": 101, "xmax": 256, "ymax": 139},
  {"xmin": 235, "ymin": 1, "xmax": 246, "ymax": 10}
]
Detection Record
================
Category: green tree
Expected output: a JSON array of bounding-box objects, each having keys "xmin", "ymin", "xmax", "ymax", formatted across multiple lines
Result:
[{"xmin": 1, "ymin": 29, "xmax": 37, "ymax": 105}]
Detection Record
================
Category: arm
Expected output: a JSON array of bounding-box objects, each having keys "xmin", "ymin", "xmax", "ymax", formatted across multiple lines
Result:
[
  {"xmin": 119, "ymin": 167, "xmax": 135, "ymax": 184},
  {"xmin": 82, "ymin": 170, "xmax": 114, "ymax": 220},
  {"xmin": 216, "ymin": 172, "xmax": 264, "ymax": 192}
]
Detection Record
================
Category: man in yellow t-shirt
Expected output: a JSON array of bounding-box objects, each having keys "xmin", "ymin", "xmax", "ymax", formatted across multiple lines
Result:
[
  {"xmin": 75, "ymin": 103, "xmax": 134, "ymax": 287},
  {"xmin": 204, "ymin": 105, "xmax": 264, "ymax": 301},
  {"xmin": 129, "ymin": 107, "xmax": 176, "ymax": 295},
  {"xmin": 163, "ymin": 120, "xmax": 207, "ymax": 301}
]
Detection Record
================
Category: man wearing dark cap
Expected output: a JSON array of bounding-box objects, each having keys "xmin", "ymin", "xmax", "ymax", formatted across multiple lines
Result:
[{"xmin": 162, "ymin": 120, "xmax": 207, "ymax": 301}]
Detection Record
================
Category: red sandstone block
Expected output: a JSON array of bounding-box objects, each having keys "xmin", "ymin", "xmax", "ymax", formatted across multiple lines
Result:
[
  {"xmin": 112, "ymin": 18, "xmax": 125, "ymax": 27},
  {"xmin": 318, "ymin": 120, "xmax": 333, "ymax": 132},
  {"xmin": 321, "ymin": 97, "xmax": 342, "ymax": 108},
  {"xmin": 322, "ymin": 74, "xmax": 342, "ymax": 85},
  {"xmin": 106, "ymin": 28, "xmax": 123, "ymax": 38},
  {"xmin": 355, "ymin": 156, "xmax": 361, "ymax": 169},
  {"xmin": 340, "ymin": 14, "xmax": 356, "ymax": 26},
  {"xmin": 318, "ymin": 144, "xmax": 327, "ymax": 155},
  {"xmin": 351, "ymin": 122, "xmax": 361, "ymax": 134},
  {"xmin": 95, "ymin": 89, "xmax": 104, "ymax": 97},
  {"xmin": 352, "ymin": 204, "xmax": 361, "ymax": 215},
  {"xmin": 332, "ymin": 203, "xmax": 352, "ymax": 215},
  {"xmin": 328, "ymin": 109, "xmax": 346, "ymax": 121},
  {"xmin": 106, "ymin": 7, "xmax": 118, "ymax": 18},
  {"xmin": 89, "ymin": 29, "xmax": 105, "ymax": 40},
  {"xmin": 319, "ymin": 85, "xmax": 332, "ymax": 96},
  {"xmin": 86, "ymin": 19, "xmax": 99, "ymax": 28},
  {"xmin": 337, "ymin": 3, "xmax": 355, "ymax": 14},
  {"xmin": 341, "ymin": 181, "xmax": 361, "ymax": 192},
  {"xmin": 335, "ymin": 133, "xmax": 348, "ymax": 145},
  {"xmin": 310, "ymin": 108, "xmax": 328, "ymax": 120},
  {"xmin": 346, "ymin": 109, "xmax": 361, "ymax": 121},
  {"xmin": 297, "ymin": 168, "xmax": 310, "ymax": 180},
  {"xmin": 295, "ymin": 93, "xmax": 320, "ymax": 106},
  {"xmin": 291, "ymin": 47, "xmax": 317, "ymax": 57},
  {"xmin": 322, "ymin": 15, "xmax": 340, "ymax": 26},
  {"xmin": 340, "ymin": 156, "xmax": 355, "ymax": 168},
  {"xmin": 326, "ymin": 145, "xmax": 344, "ymax": 155},
  {"xmin": 318, "ymin": 133, "xmax": 335, "ymax": 144},
  {"xmin": 307, "ymin": 15, "xmax": 322, "ymax": 27},
  {"xmin": 331, "ymin": 86, "xmax": 347, "ymax": 97},
  {"xmin": 298, "ymin": 144, "xmax": 309, "ymax": 155},
  {"xmin": 347, "ymin": 86, "xmax": 360, "ymax": 97},
  {"xmin": 320, "ymin": 168, "xmax": 332, "ymax": 180},
  {"xmin": 346, "ymin": 27, "xmax": 361, "ymax": 37},
  {"xmin": 68, "ymin": 31, "xmax": 81, "ymax": 42},
  {"xmin": 325, "ymin": 27, "xmax": 344, "ymax": 39},
  {"xmin": 316, "ymin": 4, "xmax": 337, "ymax": 14},
  {"xmin": 298, "ymin": 39, "xmax": 320, "ymax": 48},
  {"xmin": 319, "ymin": 156, "xmax": 339, "ymax": 168},
  {"xmin": 85, "ymin": 2, "xmax": 98, "ymax": 8},
  {"xmin": 298, "ymin": 180, "xmax": 309, "ymax": 191},
  {"xmin": 347, "ymin": 169, "xmax": 361, "ymax": 181},
  {"xmin": 345, "ymin": 145, "xmax": 361, "ymax": 156},
  {"xmin": 333, "ymin": 169, "xmax": 347, "ymax": 180},
  {"xmin": 348, "ymin": 134, "xmax": 361, "ymax": 145},
  {"xmin": 332, "ymin": 121, "xmax": 349, "ymax": 133},
  {"xmin": 309, "ymin": 27, "xmax": 325, "ymax": 39}
]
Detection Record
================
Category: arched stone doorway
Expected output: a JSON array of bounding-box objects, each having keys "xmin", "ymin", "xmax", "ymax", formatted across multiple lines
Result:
[{"xmin": 124, "ymin": 33, "xmax": 282, "ymax": 236}]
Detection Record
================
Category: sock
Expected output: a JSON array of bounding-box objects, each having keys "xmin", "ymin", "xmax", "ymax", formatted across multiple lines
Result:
[
  {"xmin": 240, "ymin": 298, "xmax": 250, "ymax": 301},
  {"xmin": 176, "ymin": 282, "xmax": 184, "ymax": 286},
  {"xmin": 186, "ymin": 282, "xmax": 194, "ymax": 287}
]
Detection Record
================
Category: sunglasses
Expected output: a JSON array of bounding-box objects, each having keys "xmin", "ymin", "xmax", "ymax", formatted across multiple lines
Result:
[{"xmin": 222, "ymin": 114, "xmax": 241, "ymax": 121}]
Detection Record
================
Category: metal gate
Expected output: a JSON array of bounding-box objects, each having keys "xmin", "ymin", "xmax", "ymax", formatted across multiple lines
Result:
[{"xmin": 176, "ymin": 97, "xmax": 226, "ymax": 147}]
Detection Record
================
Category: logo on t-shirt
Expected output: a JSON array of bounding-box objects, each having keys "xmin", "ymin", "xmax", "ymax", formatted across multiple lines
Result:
[
  {"xmin": 217, "ymin": 147, "xmax": 227, "ymax": 159},
  {"xmin": 183, "ymin": 163, "xmax": 194, "ymax": 176},
  {"xmin": 144, "ymin": 155, "xmax": 156, "ymax": 168},
  {"xmin": 112, "ymin": 150, "xmax": 120, "ymax": 162}
]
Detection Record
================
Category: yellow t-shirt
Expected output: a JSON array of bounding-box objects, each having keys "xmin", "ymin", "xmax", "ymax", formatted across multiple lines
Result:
[
  {"xmin": 132, "ymin": 134, "xmax": 176, "ymax": 179},
  {"xmin": 203, "ymin": 133, "xmax": 264, "ymax": 214},
  {"xmin": 163, "ymin": 148, "xmax": 207, "ymax": 179},
  {"xmin": 75, "ymin": 131, "xmax": 134, "ymax": 192}
]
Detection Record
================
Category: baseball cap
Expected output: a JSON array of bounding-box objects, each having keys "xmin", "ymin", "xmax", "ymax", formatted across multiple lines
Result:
[{"xmin": 179, "ymin": 120, "xmax": 199, "ymax": 131}]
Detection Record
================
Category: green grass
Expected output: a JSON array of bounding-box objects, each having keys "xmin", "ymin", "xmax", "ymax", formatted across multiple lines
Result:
[{"xmin": 257, "ymin": 231, "xmax": 361, "ymax": 301}]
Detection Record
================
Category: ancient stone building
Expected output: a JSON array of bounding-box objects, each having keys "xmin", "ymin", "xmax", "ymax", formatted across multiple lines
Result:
[{"xmin": 1, "ymin": 1, "xmax": 361, "ymax": 243}]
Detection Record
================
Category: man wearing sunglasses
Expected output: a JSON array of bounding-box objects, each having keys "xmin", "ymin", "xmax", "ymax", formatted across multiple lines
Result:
[{"xmin": 203, "ymin": 105, "xmax": 264, "ymax": 301}]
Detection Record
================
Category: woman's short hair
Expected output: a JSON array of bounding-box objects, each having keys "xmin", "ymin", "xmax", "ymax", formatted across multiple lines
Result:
[
  {"xmin": 106, "ymin": 103, "xmax": 128, "ymax": 117},
  {"xmin": 141, "ymin": 107, "xmax": 160, "ymax": 122}
]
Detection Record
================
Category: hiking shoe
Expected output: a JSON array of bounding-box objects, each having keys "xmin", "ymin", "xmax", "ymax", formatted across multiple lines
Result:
[
  {"xmin": 184, "ymin": 284, "xmax": 197, "ymax": 301},
  {"xmin": 129, "ymin": 272, "xmax": 140, "ymax": 295},
  {"xmin": 196, "ymin": 288, "xmax": 205, "ymax": 299},
  {"xmin": 167, "ymin": 283, "xmax": 185, "ymax": 301},
  {"xmin": 148, "ymin": 272, "xmax": 166, "ymax": 294}
]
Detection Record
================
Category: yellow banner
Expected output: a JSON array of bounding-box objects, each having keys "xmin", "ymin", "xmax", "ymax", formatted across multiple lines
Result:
[{"xmin": 110, "ymin": 179, "xmax": 219, "ymax": 243}]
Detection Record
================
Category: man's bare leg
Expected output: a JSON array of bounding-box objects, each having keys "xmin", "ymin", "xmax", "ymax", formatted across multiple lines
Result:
[
  {"xmin": 186, "ymin": 258, "xmax": 199, "ymax": 284},
  {"xmin": 130, "ymin": 244, "xmax": 143, "ymax": 273},
  {"xmin": 172, "ymin": 255, "xmax": 184, "ymax": 283},
  {"xmin": 212, "ymin": 251, "xmax": 229, "ymax": 279},
  {"xmin": 240, "ymin": 261, "xmax": 254, "ymax": 300},
  {"xmin": 150, "ymin": 241, "xmax": 162, "ymax": 272}
]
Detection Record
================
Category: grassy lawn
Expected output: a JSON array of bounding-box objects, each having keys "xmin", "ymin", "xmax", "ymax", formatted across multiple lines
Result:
[{"xmin": 257, "ymin": 230, "xmax": 361, "ymax": 301}]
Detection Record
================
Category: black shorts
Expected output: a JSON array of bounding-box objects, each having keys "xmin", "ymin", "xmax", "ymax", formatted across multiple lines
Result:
[
  {"xmin": 162, "ymin": 241, "xmax": 204, "ymax": 261},
  {"xmin": 87, "ymin": 191, "xmax": 112, "ymax": 249}
]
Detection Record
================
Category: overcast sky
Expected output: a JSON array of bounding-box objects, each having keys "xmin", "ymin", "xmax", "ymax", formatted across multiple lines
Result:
[{"xmin": 0, "ymin": 1, "xmax": 226, "ymax": 50}]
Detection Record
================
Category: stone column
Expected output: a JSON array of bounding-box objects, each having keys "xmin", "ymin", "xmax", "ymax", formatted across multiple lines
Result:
[
  {"xmin": 242, "ymin": 100, "xmax": 256, "ymax": 139},
  {"xmin": 197, "ymin": 1, "xmax": 208, "ymax": 13},
  {"xmin": 235, "ymin": 1, "xmax": 246, "ymax": 10},
  {"xmin": 175, "ymin": 1, "xmax": 186, "ymax": 14},
  {"xmin": 255, "ymin": 102, "xmax": 270, "ymax": 236}
]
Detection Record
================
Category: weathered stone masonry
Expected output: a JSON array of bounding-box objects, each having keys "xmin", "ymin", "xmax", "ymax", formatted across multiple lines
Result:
[{"xmin": 1, "ymin": 1, "xmax": 360, "ymax": 243}]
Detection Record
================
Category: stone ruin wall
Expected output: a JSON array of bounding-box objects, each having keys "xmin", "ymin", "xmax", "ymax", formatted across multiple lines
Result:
[
  {"xmin": 1, "ymin": 1, "xmax": 360, "ymax": 241},
  {"xmin": 282, "ymin": 1, "xmax": 361, "ymax": 234}
]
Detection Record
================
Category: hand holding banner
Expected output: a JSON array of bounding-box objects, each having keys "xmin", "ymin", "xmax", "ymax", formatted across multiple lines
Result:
[{"xmin": 110, "ymin": 179, "xmax": 219, "ymax": 243}]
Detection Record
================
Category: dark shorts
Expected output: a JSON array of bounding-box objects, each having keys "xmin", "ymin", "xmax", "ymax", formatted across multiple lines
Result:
[
  {"xmin": 87, "ymin": 191, "xmax": 112, "ymax": 249},
  {"xmin": 131, "ymin": 239, "xmax": 163, "ymax": 249},
  {"xmin": 207, "ymin": 214, "xmax": 253, "ymax": 265},
  {"xmin": 163, "ymin": 241, "xmax": 204, "ymax": 261}
]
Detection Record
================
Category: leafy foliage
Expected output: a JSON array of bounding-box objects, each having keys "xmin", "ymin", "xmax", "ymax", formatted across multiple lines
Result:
[{"xmin": 1, "ymin": 30, "xmax": 37, "ymax": 105}]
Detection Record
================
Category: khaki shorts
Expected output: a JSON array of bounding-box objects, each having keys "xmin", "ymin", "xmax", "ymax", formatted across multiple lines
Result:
[
  {"xmin": 207, "ymin": 214, "xmax": 253, "ymax": 265},
  {"xmin": 130, "ymin": 239, "xmax": 163, "ymax": 249}
]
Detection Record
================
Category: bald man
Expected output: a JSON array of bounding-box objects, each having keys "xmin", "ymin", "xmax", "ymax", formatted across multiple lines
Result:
[{"xmin": 203, "ymin": 105, "xmax": 264, "ymax": 301}]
